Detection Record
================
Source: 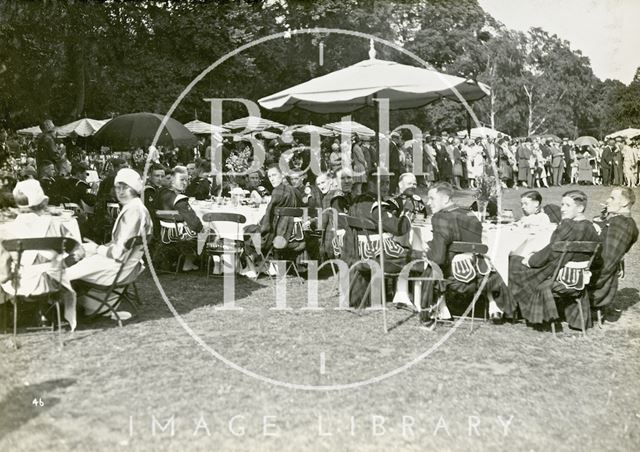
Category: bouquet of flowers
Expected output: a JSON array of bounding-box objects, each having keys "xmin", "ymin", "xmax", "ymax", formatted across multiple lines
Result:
[
  {"xmin": 474, "ymin": 174, "xmax": 501, "ymax": 220},
  {"xmin": 474, "ymin": 174, "xmax": 500, "ymax": 202},
  {"xmin": 225, "ymin": 146, "xmax": 253, "ymax": 176}
]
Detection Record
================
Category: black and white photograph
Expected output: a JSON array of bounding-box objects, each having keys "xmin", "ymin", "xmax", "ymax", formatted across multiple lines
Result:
[{"xmin": 1, "ymin": 0, "xmax": 639, "ymax": 450}]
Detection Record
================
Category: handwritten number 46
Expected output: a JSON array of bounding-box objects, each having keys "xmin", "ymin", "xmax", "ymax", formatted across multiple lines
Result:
[{"xmin": 32, "ymin": 397, "xmax": 44, "ymax": 407}]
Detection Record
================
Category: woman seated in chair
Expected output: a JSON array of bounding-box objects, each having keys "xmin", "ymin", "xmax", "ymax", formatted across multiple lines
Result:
[
  {"xmin": 509, "ymin": 190, "xmax": 600, "ymax": 330},
  {"xmin": 0, "ymin": 180, "xmax": 79, "ymax": 329},
  {"xmin": 67, "ymin": 169, "xmax": 152, "ymax": 318}
]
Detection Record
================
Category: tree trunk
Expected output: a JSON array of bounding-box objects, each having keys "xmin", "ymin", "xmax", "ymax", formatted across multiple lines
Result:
[
  {"xmin": 490, "ymin": 91, "xmax": 496, "ymax": 130},
  {"xmin": 74, "ymin": 45, "xmax": 86, "ymax": 118}
]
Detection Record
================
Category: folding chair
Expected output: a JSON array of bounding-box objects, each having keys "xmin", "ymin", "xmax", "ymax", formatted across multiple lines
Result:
[
  {"xmin": 75, "ymin": 236, "xmax": 146, "ymax": 327},
  {"xmin": 2, "ymin": 236, "xmax": 78, "ymax": 345},
  {"xmin": 103, "ymin": 202, "xmax": 121, "ymax": 242},
  {"xmin": 340, "ymin": 215, "xmax": 400, "ymax": 313},
  {"xmin": 154, "ymin": 210, "xmax": 194, "ymax": 273},
  {"xmin": 549, "ymin": 240, "xmax": 600, "ymax": 338},
  {"xmin": 201, "ymin": 212, "xmax": 246, "ymax": 278},
  {"xmin": 106, "ymin": 202, "xmax": 121, "ymax": 219},
  {"xmin": 62, "ymin": 202, "xmax": 83, "ymax": 219},
  {"xmin": 430, "ymin": 241, "xmax": 493, "ymax": 332},
  {"xmin": 271, "ymin": 207, "xmax": 308, "ymax": 279}
]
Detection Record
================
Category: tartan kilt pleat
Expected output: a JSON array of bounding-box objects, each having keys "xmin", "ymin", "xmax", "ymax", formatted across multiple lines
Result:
[
  {"xmin": 552, "ymin": 283, "xmax": 593, "ymax": 329},
  {"xmin": 509, "ymin": 255, "xmax": 556, "ymax": 324},
  {"xmin": 527, "ymin": 280, "xmax": 559, "ymax": 324},
  {"xmin": 486, "ymin": 272, "xmax": 516, "ymax": 317}
]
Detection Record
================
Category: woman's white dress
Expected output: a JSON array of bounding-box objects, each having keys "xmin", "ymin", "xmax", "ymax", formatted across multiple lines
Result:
[
  {"xmin": 1, "ymin": 212, "xmax": 79, "ymax": 329},
  {"xmin": 67, "ymin": 197, "xmax": 152, "ymax": 314}
]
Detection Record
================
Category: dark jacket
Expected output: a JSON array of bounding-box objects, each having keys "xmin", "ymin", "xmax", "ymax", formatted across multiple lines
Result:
[
  {"xmin": 36, "ymin": 133, "xmax": 61, "ymax": 170},
  {"xmin": 427, "ymin": 205, "xmax": 482, "ymax": 272},
  {"xmin": 185, "ymin": 176, "xmax": 211, "ymax": 201},
  {"xmin": 156, "ymin": 187, "xmax": 203, "ymax": 233},
  {"xmin": 260, "ymin": 183, "xmax": 299, "ymax": 252}
]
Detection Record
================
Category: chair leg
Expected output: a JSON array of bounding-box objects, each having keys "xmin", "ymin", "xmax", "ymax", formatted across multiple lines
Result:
[
  {"xmin": 54, "ymin": 301, "xmax": 63, "ymax": 348},
  {"xmin": 429, "ymin": 294, "xmax": 447, "ymax": 331},
  {"xmin": 577, "ymin": 296, "xmax": 586, "ymax": 338},
  {"xmin": 356, "ymin": 283, "xmax": 372, "ymax": 313},
  {"xmin": 597, "ymin": 309, "xmax": 603, "ymax": 328},
  {"xmin": 175, "ymin": 254, "xmax": 184, "ymax": 274},
  {"xmin": 13, "ymin": 298, "xmax": 18, "ymax": 338},
  {"xmin": 470, "ymin": 298, "xmax": 476, "ymax": 333},
  {"xmin": 551, "ymin": 321, "xmax": 557, "ymax": 338},
  {"xmin": 126, "ymin": 283, "xmax": 141, "ymax": 313}
]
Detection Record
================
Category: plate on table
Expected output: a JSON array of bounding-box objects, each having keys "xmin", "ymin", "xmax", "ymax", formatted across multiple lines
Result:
[{"xmin": 487, "ymin": 218, "xmax": 513, "ymax": 224}]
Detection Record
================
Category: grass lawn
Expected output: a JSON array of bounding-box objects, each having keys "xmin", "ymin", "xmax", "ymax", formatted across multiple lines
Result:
[{"xmin": 1, "ymin": 184, "xmax": 639, "ymax": 452}]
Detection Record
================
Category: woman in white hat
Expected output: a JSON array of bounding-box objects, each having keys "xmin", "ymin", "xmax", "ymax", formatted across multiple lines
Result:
[
  {"xmin": 0, "ymin": 179, "xmax": 80, "ymax": 329},
  {"xmin": 67, "ymin": 168, "xmax": 152, "ymax": 318}
]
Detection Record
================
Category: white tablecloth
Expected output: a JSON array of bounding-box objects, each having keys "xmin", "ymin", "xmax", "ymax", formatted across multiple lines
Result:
[
  {"xmin": 190, "ymin": 201, "xmax": 266, "ymax": 241},
  {"xmin": 0, "ymin": 213, "xmax": 82, "ymax": 330},
  {"xmin": 412, "ymin": 222, "xmax": 555, "ymax": 284}
]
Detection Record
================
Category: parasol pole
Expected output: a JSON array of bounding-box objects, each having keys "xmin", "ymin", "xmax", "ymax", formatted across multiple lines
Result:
[{"xmin": 374, "ymin": 93, "xmax": 388, "ymax": 334}]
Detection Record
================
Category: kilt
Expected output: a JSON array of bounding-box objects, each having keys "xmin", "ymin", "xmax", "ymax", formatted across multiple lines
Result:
[
  {"xmin": 419, "ymin": 265, "xmax": 516, "ymax": 318},
  {"xmin": 509, "ymin": 256, "xmax": 591, "ymax": 328},
  {"xmin": 349, "ymin": 252, "xmax": 410, "ymax": 308},
  {"xmin": 509, "ymin": 255, "xmax": 555, "ymax": 323},
  {"xmin": 589, "ymin": 273, "xmax": 618, "ymax": 309}
]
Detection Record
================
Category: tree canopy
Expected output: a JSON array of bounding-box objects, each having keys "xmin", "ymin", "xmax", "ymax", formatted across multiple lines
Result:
[{"xmin": 0, "ymin": 0, "xmax": 636, "ymax": 138}]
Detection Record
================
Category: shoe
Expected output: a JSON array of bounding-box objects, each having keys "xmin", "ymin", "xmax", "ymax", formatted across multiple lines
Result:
[
  {"xmin": 490, "ymin": 312, "xmax": 504, "ymax": 324},
  {"xmin": 182, "ymin": 263, "xmax": 200, "ymax": 272},
  {"xmin": 109, "ymin": 311, "xmax": 132, "ymax": 321},
  {"xmin": 394, "ymin": 302, "xmax": 415, "ymax": 312},
  {"xmin": 419, "ymin": 319, "xmax": 437, "ymax": 331},
  {"xmin": 242, "ymin": 270, "xmax": 258, "ymax": 280}
]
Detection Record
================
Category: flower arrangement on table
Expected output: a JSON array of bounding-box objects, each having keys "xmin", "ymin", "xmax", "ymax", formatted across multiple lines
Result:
[
  {"xmin": 225, "ymin": 146, "xmax": 253, "ymax": 175},
  {"xmin": 220, "ymin": 147, "xmax": 253, "ymax": 196},
  {"xmin": 474, "ymin": 174, "xmax": 501, "ymax": 220}
]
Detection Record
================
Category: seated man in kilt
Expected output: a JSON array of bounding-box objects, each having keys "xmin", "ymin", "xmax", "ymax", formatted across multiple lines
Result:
[
  {"xmin": 347, "ymin": 173, "xmax": 412, "ymax": 309},
  {"xmin": 509, "ymin": 190, "xmax": 600, "ymax": 330},
  {"xmin": 421, "ymin": 182, "xmax": 514, "ymax": 327},
  {"xmin": 156, "ymin": 165, "xmax": 203, "ymax": 272},
  {"xmin": 590, "ymin": 187, "xmax": 638, "ymax": 315}
]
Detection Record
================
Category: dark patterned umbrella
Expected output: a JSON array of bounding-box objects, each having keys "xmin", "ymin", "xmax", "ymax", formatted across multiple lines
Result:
[{"xmin": 93, "ymin": 112, "xmax": 198, "ymax": 149}]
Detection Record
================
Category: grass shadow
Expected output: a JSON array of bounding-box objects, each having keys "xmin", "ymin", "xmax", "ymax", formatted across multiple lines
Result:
[
  {"xmin": 0, "ymin": 378, "xmax": 75, "ymax": 441},
  {"xmin": 387, "ymin": 309, "xmax": 417, "ymax": 332},
  {"xmin": 73, "ymin": 270, "xmax": 270, "ymax": 331}
]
